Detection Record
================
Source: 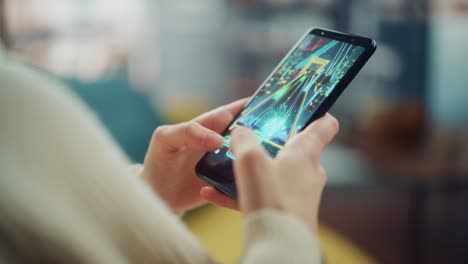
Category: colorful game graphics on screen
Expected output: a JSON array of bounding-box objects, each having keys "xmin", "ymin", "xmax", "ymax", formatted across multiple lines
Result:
[{"xmin": 216, "ymin": 34, "xmax": 365, "ymax": 160}]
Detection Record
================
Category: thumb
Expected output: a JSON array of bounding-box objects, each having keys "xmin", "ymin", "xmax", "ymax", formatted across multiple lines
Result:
[{"xmin": 230, "ymin": 127, "xmax": 271, "ymax": 213}]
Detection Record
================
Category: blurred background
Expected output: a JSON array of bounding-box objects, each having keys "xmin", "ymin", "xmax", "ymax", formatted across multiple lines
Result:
[{"xmin": 1, "ymin": 0, "xmax": 468, "ymax": 263}]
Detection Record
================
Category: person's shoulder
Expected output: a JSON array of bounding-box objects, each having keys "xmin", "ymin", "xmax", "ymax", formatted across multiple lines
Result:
[
  {"xmin": 0, "ymin": 54, "xmax": 89, "ymax": 118},
  {"xmin": 0, "ymin": 56, "xmax": 60, "ymax": 98},
  {"xmin": 0, "ymin": 53, "xmax": 103, "ymax": 147}
]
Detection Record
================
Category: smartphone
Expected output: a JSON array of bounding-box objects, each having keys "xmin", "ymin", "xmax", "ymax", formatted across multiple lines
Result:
[{"xmin": 196, "ymin": 28, "xmax": 376, "ymax": 200}]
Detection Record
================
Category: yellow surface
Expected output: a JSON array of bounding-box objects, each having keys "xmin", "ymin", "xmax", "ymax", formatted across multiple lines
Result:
[
  {"xmin": 184, "ymin": 205, "xmax": 378, "ymax": 264},
  {"xmin": 162, "ymin": 95, "xmax": 213, "ymax": 123}
]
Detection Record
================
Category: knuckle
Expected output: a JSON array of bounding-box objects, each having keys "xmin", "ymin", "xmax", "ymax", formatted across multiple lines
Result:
[
  {"xmin": 183, "ymin": 121, "xmax": 198, "ymax": 137},
  {"xmin": 318, "ymin": 164, "xmax": 327, "ymax": 184},
  {"xmin": 153, "ymin": 125, "xmax": 169, "ymax": 140},
  {"xmin": 327, "ymin": 115, "xmax": 340, "ymax": 135}
]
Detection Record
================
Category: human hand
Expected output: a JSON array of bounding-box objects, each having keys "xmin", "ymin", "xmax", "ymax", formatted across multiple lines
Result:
[
  {"xmin": 229, "ymin": 114, "xmax": 339, "ymax": 232},
  {"xmin": 141, "ymin": 98, "xmax": 247, "ymax": 213}
]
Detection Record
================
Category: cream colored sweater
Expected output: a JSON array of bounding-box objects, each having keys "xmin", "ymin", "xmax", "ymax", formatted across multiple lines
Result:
[{"xmin": 0, "ymin": 53, "xmax": 321, "ymax": 263}]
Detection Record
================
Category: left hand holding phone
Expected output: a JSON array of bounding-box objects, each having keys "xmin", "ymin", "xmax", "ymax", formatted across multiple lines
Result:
[{"xmin": 141, "ymin": 98, "xmax": 248, "ymax": 213}]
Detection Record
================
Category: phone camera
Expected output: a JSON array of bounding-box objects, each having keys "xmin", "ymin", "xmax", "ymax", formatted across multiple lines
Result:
[
  {"xmin": 320, "ymin": 32, "xmax": 324, "ymax": 36},
  {"xmin": 351, "ymin": 38, "xmax": 356, "ymax": 42}
]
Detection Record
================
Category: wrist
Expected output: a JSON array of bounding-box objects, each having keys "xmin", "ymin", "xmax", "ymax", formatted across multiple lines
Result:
[
  {"xmin": 140, "ymin": 166, "xmax": 185, "ymax": 214},
  {"xmin": 243, "ymin": 209, "xmax": 321, "ymax": 263}
]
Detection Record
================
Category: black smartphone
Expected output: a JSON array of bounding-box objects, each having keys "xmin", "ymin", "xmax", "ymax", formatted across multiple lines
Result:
[{"xmin": 196, "ymin": 28, "xmax": 376, "ymax": 200}]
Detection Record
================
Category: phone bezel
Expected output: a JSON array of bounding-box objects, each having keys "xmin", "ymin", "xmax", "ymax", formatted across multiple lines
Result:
[{"xmin": 196, "ymin": 28, "xmax": 377, "ymax": 200}]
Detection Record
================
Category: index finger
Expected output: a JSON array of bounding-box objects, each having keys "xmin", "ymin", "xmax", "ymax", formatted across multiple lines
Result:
[
  {"xmin": 282, "ymin": 113, "xmax": 339, "ymax": 161},
  {"xmin": 194, "ymin": 98, "xmax": 249, "ymax": 134}
]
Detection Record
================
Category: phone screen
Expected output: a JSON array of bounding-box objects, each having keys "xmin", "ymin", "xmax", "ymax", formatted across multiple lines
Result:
[{"xmin": 197, "ymin": 29, "xmax": 374, "ymax": 194}]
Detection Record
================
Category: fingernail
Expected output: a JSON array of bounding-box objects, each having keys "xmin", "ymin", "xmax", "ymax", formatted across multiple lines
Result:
[{"xmin": 231, "ymin": 126, "xmax": 250, "ymax": 140}]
